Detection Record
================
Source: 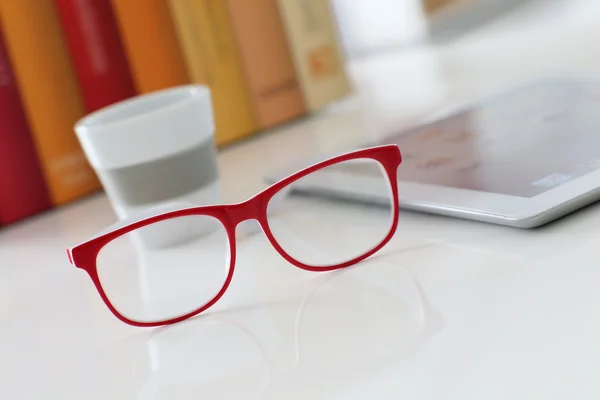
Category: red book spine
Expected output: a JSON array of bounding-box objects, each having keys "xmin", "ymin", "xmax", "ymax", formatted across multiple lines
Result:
[
  {"xmin": 54, "ymin": 0, "xmax": 136, "ymax": 112},
  {"xmin": 0, "ymin": 26, "xmax": 52, "ymax": 225}
]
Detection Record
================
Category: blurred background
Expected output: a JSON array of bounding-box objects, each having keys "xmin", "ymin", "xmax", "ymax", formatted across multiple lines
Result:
[{"xmin": 1, "ymin": 0, "xmax": 599, "ymax": 227}]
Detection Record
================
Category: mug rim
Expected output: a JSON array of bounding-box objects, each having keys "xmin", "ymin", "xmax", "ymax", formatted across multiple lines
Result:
[{"xmin": 75, "ymin": 84, "xmax": 210, "ymax": 131}]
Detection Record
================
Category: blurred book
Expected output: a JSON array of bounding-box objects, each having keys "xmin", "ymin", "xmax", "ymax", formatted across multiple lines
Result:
[
  {"xmin": 110, "ymin": 0, "xmax": 189, "ymax": 93},
  {"xmin": 277, "ymin": 0, "xmax": 352, "ymax": 111},
  {"xmin": 0, "ymin": 0, "xmax": 100, "ymax": 206},
  {"xmin": 227, "ymin": 0, "xmax": 306, "ymax": 129},
  {"xmin": 168, "ymin": 0, "xmax": 257, "ymax": 145},
  {"xmin": 55, "ymin": 0, "xmax": 137, "ymax": 112},
  {"xmin": 0, "ymin": 23, "xmax": 52, "ymax": 225}
]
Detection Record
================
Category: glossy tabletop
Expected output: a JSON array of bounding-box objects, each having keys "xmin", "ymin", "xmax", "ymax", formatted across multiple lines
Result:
[{"xmin": 2, "ymin": 0, "xmax": 600, "ymax": 398}]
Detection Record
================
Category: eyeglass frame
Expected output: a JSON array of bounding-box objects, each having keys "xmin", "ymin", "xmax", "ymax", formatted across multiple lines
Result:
[{"xmin": 67, "ymin": 144, "xmax": 402, "ymax": 327}]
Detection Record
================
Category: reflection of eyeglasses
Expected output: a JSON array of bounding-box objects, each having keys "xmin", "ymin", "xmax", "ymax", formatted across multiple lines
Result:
[
  {"xmin": 133, "ymin": 260, "xmax": 444, "ymax": 399},
  {"xmin": 67, "ymin": 145, "xmax": 402, "ymax": 327}
]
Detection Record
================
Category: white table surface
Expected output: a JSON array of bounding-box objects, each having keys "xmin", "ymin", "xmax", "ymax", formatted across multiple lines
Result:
[{"xmin": 3, "ymin": 1, "xmax": 600, "ymax": 398}]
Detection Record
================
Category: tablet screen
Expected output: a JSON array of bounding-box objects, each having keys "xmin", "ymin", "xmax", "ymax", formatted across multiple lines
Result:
[{"xmin": 340, "ymin": 80, "xmax": 600, "ymax": 198}]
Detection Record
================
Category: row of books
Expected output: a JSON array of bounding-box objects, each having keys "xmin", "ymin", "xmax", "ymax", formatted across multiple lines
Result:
[{"xmin": 0, "ymin": 0, "xmax": 351, "ymax": 226}]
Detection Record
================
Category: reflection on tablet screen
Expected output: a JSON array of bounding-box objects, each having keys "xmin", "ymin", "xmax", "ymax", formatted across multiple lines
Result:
[{"xmin": 336, "ymin": 80, "xmax": 600, "ymax": 198}]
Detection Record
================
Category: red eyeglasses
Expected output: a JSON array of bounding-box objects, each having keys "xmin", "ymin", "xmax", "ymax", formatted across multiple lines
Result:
[{"xmin": 67, "ymin": 144, "xmax": 402, "ymax": 327}]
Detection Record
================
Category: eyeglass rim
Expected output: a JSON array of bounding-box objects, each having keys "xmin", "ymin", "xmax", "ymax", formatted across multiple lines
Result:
[{"xmin": 66, "ymin": 144, "xmax": 402, "ymax": 327}]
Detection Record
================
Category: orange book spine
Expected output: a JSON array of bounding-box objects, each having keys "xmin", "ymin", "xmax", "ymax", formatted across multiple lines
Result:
[
  {"xmin": 110, "ymin": 0, "xmax": 189, "ymax": 93},
  {"xmin": 0, "ymin": 0, "xmax": 100, "ymax": 205},
  {"xmin": 226, "ymin": 0, "xmax": 305, "ymax": 128}
]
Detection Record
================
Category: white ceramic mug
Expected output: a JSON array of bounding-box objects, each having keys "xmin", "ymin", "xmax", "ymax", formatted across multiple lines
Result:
[{"xmin": 74, "ymin": 85, "xmax": 220, "ymax": 248}]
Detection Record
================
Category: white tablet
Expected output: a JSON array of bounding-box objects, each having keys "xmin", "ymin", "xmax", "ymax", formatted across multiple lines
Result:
[{"xmin": 267, "ymin": 79, "xmax": 600, "ymax": 228}]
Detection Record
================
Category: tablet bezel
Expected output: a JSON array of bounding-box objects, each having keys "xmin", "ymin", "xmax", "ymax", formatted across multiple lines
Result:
[
  {"xmin": 290, "ymin": 165, "xmax": 600, "ymax": 225},
  {"xmin": 397, "ymin": 167, "xmax": 600, "ymax": 219}
]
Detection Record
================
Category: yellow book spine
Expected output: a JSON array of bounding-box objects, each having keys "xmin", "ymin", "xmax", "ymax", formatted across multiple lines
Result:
[
  {"xmin": 168, "ymin": 0, "xmax": 256, "ymax": 145},
  {"xmin": 110, "ymin": 0, "xmax": 189, "ymax": 93},
  {"xmin": 276, "ymin": 0, "xmax": 352, "ymax": 111},
  {"xmin": 0, "ymin": 0, "xmax": 100, "ymax": 205}
]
